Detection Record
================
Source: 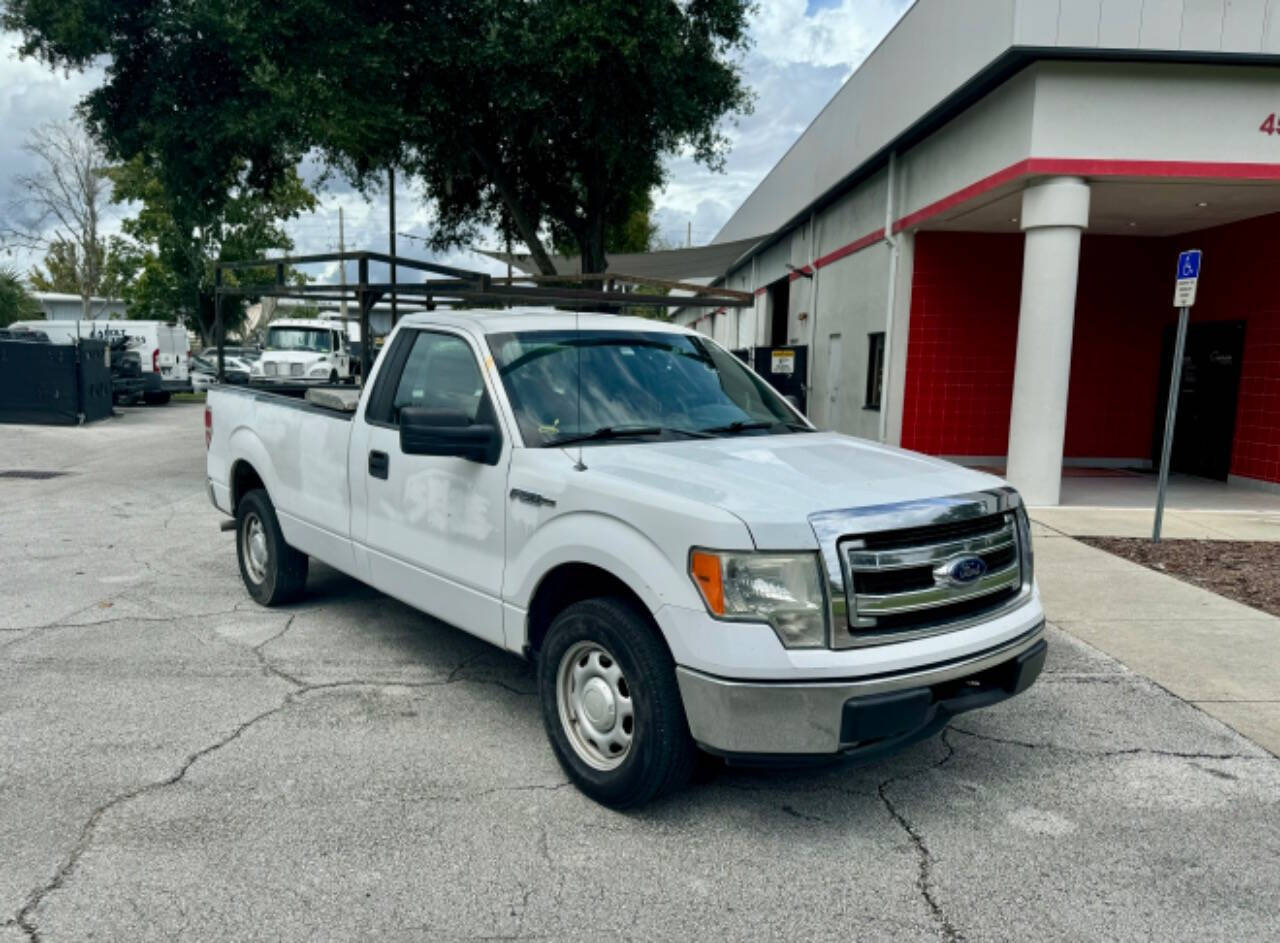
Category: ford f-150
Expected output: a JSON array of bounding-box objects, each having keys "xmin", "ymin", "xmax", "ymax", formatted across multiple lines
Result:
[{"xmin": 206, "ymin": 309, "xmax": 1046, "ymax": 808}]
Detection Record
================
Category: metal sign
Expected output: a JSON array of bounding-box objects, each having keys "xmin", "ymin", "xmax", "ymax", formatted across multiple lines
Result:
[
  {"xmin": 770, "ymin": 350, "xmax": 796, "ymax": 375},
  {"xmin": 1155, "ymin": 249, "xmax": 1202, "ymax": 541},
  {"xmin": 1173, "ymin": 249, "xmax": 1202, "ymax": 307}
]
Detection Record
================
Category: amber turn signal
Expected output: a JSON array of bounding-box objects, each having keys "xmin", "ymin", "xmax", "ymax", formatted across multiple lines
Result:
[{"xmin": 689, "ymin": 550, "xmax": 725, "ymax": 615}]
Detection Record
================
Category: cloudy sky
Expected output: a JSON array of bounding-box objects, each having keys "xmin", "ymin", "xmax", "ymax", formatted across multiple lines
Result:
[{"xmin": 0, "ymin": 0, "xmax": 910, "ymax": 281}]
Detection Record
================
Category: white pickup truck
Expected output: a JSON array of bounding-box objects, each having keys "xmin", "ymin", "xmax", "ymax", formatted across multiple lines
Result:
[{"xmin": 206, "ymin": 309, "xmax": 1046, "ymax": 807}]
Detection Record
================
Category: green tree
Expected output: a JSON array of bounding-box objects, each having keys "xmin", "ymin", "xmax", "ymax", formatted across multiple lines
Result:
[
  {"xmin": 28, "ymin": 236, "xmax": 135, "ymax": 305},
  {"xmin": 3, "ymin": 0, "xmax": 752, "ymax": 277},
  {"xmin": 106, "ymin": 158, "xmax": 316, "ymax": 342},
  {"xmin": 0, "ymin": 267, "xmax": 41, "ymax": 327}
]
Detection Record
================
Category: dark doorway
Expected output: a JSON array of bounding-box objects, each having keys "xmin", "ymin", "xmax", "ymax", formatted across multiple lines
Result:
[
  {"xmin": 1152, "ymin": 320, "xmax": 1245, "ymax": 481},
  {"xmin": 767, "ymin": 278, "xmax": 790, "ymax": 347}
]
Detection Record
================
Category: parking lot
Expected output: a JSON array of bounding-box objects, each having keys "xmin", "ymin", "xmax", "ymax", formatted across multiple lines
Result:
[{"xmin": 3, "ymin": 402, "xmax": 1279, "ymax": 942}]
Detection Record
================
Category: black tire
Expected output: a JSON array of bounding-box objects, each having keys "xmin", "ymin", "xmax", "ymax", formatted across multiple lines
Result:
[
  {"xmin": 143, "ymin": 391, "xmax": 171, "ymax": 405},
  {"xmin": 235, "ymin": 489, "xmax": 308, "ymax": 606},
  {"xmin": 328, "ymin": 370, "xmax": 339, "ymax": 384},
  {"xmin": 538, "ymin": 597, "xmax": 696, "ymax": 809}
]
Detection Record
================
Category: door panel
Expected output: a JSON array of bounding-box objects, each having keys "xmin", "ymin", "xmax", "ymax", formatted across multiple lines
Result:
[
  {"xmin": 1152, "ymin": 320, "xmax": 1245, "ymax": 481},
  {"xmin": 359, "ymin": 329, "xmax": 508, "ymax": 646}
]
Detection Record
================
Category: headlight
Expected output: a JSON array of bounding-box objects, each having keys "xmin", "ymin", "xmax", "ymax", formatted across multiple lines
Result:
[{"xmin": 689, "ymin": 550, "xmax": 827, "ymax": 649}]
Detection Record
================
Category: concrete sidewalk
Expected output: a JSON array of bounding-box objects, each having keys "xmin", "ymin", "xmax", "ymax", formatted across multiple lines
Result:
[
  {"xmin": 1034, "ymin": 471, "xmax": 1280, "ymax": 539},
  {"xmin": 1032, "ymin": 521, "xmax": 1280, "ymax": 756},
  {"xmin": 1032, "ymin": 506, "xmax": 1280, "ymax": 540}
]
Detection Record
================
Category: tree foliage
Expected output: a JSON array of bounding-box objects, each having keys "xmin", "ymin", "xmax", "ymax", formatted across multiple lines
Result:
[
  {"xmin": 28, "ymin": 236, "xmax": 135, "ymax": 303},
  {"xmin": 0, "ymin": 267, "xmax": 41, "ymax": 327},
  {"xmin": 106, "ymin": 158, "xmax": 316, "ymax": 341},
  {"xmin": 3, "ymin": 0, "xmax": 752, "ymax": 277}
]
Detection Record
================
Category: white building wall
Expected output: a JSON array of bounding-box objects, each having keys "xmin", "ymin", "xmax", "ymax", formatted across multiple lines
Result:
[
  {"xmin": 896, "ymin": 68, "xmax": 1037, "ymax": 222},
  {"xmin": 806, "ymin": 241, "xmax": 891, "ymax": 439},
  {"xmin": 715, "ymin": 0, "xmax": 1280, "ymax": 245},
  {"xmin": 1030, "ymin": 61, "xmax": 1280, "ymax": 162}
]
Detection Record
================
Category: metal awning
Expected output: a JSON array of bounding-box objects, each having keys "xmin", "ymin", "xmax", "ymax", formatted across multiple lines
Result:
[{"xmin": 478, "ymin": 235, "xmax": 764, "ymax": 281}]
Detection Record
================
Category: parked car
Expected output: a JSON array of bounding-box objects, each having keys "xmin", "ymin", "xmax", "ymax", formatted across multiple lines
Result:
[
  {"xmin": 206, "ymin": 310, "xmax": 1046, "ymax": 808},
  {"xmin": 190, "ymin": 348, "xmax": 255, "ymax": 392},
  {"xmin": 8, "ymin": 319, "xmax": 190, "ymax": 403},
  {"xmin": 251, "ymin": 318, "xmax": 353, "ymax": 384}
]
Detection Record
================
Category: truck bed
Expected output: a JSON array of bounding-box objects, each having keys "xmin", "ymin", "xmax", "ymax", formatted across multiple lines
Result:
[{"xmin": 218, "ymin": 382, "xmax": 360, "ymax": 419}]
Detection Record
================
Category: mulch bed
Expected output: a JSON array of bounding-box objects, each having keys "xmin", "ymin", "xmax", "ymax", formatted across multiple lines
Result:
[{"xmin": 1078, "ymin": 537, "xmax": 1280, "ymax": 619}]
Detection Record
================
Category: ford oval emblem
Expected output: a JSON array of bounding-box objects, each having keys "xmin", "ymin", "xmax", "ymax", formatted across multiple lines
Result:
[{"xmin": 947, "ymin": 555, "xmax": 988, "ymax": 585}]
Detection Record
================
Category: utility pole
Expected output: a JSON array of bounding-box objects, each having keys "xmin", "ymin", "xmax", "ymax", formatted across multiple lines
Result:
[
  {"xmin": 338, "ymin": 206, "xmax": 348, "ymax": 320},
  {"xmin": 389, "ymin": 168, "xmax": 398, "ymax": 328},
  {"xmin": 687, "ymin": 220, "xmax": 692, "ymax": 248}
]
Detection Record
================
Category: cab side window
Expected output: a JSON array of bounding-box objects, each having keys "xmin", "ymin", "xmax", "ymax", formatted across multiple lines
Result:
[{"xmin": 369, "ymin": 330, "xmax": 490, "ymax": 426}]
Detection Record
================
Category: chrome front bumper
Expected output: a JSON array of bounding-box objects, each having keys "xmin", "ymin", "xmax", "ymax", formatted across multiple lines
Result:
[{"xmin": 675, "ymin": 623, "xmax": 1046, "ymax": 759}]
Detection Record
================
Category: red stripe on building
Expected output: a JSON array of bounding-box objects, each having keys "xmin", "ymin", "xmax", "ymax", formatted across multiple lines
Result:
[{"xmin": 777, "ymin": 158, "xmax": 1280, "ymax": 279}]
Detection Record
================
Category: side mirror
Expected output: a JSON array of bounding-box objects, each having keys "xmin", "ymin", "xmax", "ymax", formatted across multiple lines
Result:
[{"xmin": 399, "ymin": 407, "xmax": 501, "ymax": 465}]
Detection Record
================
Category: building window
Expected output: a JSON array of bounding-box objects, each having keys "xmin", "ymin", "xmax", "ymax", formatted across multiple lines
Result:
[{"xmin": 865, "ymin": 332, "xmax": 885, "ymax": 411}]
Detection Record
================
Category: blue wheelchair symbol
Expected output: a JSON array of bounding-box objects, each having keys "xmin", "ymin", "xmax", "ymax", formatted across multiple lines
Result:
[{"xmin": 1177, "ymin": 250, "xmax": 1201, "ymax": 279}]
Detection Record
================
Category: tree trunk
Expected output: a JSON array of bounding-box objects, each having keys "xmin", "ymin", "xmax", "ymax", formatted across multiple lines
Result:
[
  {"xmin": 469, "ymin": 147, "xmax": 557, "ymax": 276},
  {"xmin": 578, "ymin": 216, "xmax": 608, "ymax": 290}
]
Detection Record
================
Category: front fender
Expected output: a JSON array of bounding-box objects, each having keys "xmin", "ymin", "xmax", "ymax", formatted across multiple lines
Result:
[{"xmin": 504, "ymin": 510, "xmax": 707, "ymax": 619}]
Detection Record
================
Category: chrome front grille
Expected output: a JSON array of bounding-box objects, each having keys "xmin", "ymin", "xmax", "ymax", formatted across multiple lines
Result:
[
  {"xmin": 809, "ymin": 488, "xmax": 1032, "ymax": 650},
  {"xmin": 263, "ymin": 361, "xmax": 279, "ymax": 376},
  {"xmin": 844, "ymin": 515, "xmax": 1021, "ymax": 625}
]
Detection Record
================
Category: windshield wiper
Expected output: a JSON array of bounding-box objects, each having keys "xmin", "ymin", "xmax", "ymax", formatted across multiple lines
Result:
[
  {"xmin": 700, "ymin": 419, "xmax": 815, "ymax": 436},
  {"xmin": 548, "ymin": 425, "xmax": 712, "ymax": 447}
]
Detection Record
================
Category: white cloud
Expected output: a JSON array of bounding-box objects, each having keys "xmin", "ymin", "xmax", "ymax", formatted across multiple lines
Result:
[
  {"xmin": 1, "ymin": 0, "xmax": 911, "ymax": 279},
  {"xmin": 652, "ymin": 0, "xmax": 912, "ymax": 246}
]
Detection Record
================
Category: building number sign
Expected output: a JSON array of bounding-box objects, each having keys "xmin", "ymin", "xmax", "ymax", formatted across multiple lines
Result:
[{"xmin": 1261, "ymin": 114, "xmax": 1280, "ymax": 135}]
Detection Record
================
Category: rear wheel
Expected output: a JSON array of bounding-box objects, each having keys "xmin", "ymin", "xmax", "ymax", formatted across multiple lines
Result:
[
  {"xmin": 235, "ymin": 489, "xmax": 308, "ymax": 606},
  {"xmin": 538, "ymin": 597, "xmax": 695, "ymax": 808}
]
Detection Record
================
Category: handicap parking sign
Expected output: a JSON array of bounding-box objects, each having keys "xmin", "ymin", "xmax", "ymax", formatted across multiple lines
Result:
[{"xmin": 1173, "ymin": 249, "xmax": 1202, "ymax": 307}]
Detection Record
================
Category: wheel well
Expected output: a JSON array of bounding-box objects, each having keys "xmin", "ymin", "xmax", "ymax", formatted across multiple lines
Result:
[
  {"xmin": 526, "ymin": 563, "xmax": 655, "ymax": 656},
  {"xmin": 230, "ymin": 460, "xmax": 265, "ymax": 512}
]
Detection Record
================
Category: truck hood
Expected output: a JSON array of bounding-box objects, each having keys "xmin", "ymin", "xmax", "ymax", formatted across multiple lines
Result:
[{"xmin": 579, "ymin": 432, "xmax": 1009, "ymax": 549}]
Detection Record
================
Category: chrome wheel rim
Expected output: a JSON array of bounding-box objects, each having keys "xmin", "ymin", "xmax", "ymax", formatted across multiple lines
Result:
[
  {"xmin": 556, "ymin": 641, "xmax": 634, "ymax": 771},
  {"xmin": 242, "ymin": 513, "xmax": 269, "ymax": 584}
]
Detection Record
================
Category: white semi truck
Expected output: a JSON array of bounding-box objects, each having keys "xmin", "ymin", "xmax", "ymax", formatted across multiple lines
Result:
[{"xmin": 206, "ymin": 309, "xmax": 1046, "ymax": 808}]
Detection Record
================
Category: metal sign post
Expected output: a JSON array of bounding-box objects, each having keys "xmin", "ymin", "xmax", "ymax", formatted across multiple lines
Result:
[{"xmin": 1153, "ymin": 249, "xmax": 1201, "ymax": 542}]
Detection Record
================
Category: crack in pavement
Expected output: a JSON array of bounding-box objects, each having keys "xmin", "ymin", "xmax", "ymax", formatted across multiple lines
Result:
[
  {"xmin": 247, "ymin": 617, "xmax": 538, "ymax": 698},
  {"xmin": 876, "ymin": 731, "xmax": 964, "ymax": 943},
  {"xmin": 7, "ymin": 653, "xmax": 559, "ymax": 942},
  {"xmin": 11, "ymin": 699, "xmax": 293, "ymax": 943},
  {"xmin": 948, "ymin": 725, "xmax": 1271, "ymax": 761}
]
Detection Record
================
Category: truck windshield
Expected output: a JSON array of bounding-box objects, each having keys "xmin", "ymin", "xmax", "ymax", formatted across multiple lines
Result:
[
  {"xmin": 487, "ymin": 330, "xmax": 808, "ymax": 447},
  {"xmin": 266, "ymin": 327, "xmax": 332, "ymax": 352}
]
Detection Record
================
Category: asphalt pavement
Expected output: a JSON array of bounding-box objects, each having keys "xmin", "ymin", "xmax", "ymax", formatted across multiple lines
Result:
[{"xmin": 2, "ymin": 402, "xmax": 1277, "ymax": 942}]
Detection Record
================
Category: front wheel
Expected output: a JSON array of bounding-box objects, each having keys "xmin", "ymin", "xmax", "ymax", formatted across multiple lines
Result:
[
  {"xmin": 538, "ymin": 597, "xmax": 695, "ymax": 808},
  {"xmin": 235, "ymin": 489, "xmax": 308, "ymax": 606},
  {"xmin": 143, "ymin": 391, "xmax": 171, "ymax": 405}
]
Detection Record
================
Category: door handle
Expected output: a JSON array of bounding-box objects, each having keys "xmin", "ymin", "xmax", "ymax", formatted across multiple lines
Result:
[{"xmin": 368, "ymin": 450, "xmax": 389, "ymax": 480}]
